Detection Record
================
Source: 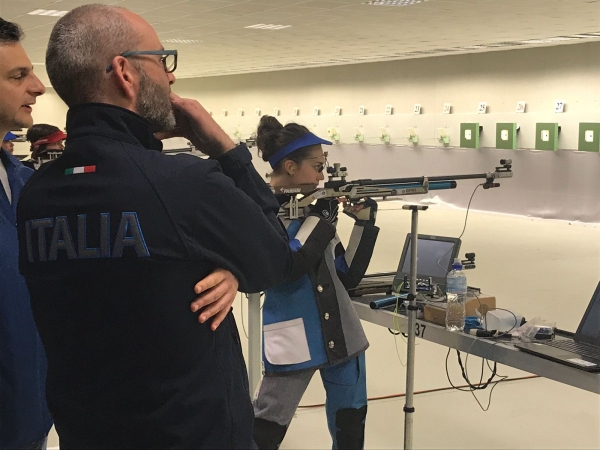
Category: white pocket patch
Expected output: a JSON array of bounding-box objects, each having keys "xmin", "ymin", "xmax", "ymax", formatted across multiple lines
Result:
[{"xmin": 264, "ymin": 318, "xmax": 311, "ymax": 365}]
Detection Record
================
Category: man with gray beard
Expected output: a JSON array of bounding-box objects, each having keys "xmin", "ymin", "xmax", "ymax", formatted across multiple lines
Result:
[{"xmin": 16, "ymin": 4, "xmax": 294, "ymax": 448}]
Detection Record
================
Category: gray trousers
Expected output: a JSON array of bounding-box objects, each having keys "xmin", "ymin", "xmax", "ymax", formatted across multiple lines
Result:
[{"xmin": 254, "ymin": 354, "xmax": 367, "ymax": 449}]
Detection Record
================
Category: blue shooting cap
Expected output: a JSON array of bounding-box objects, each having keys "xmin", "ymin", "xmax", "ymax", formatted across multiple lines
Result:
[
  {"xmin": 268, "ymin": 132, "xmax": 332, "ymax": 168},
  {"xmin": 3, "ymin": 131, "xmax": 17, "ymax": 141}
]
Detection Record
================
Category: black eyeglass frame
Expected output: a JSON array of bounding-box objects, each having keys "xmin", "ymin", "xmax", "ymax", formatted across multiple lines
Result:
[
  {"xmin": 105, "ymin": 50, "xmax": 178, "ymax": 73},
  {"xmin": 302, "ymin": 155, "xmax": 328, "ymax": 173}
]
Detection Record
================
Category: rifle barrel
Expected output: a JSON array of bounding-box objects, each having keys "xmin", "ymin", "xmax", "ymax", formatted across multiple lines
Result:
[
  {"xmin": 353, "ymin": 173, "xmax": 491, "ymax": 186},
  {"xmin": 369, "ymin": 181, "xmax": 456, "ymax": 191}
]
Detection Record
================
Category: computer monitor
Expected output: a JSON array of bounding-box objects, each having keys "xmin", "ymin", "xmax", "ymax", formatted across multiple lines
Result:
[
  {"xmin": 392, "ymin": 234, "xmax": 461, "ymax": 292},
  {"xmin": 575, "ymin": 281, "xmax": 600, "ymax": 347}
]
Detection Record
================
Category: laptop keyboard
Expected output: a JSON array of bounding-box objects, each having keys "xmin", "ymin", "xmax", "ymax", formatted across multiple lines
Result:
[{"xmin": 544, "ymin": 340, "xmax": 600, "ymax": 360}]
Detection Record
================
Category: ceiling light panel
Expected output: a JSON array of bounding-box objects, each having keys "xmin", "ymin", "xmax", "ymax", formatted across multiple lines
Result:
[
  {"xmin": 364, "ymin": 0, "xmax": 428, "ymax": 6},
  {"xmin": 244, "ymin": 24, "xmax": 292, "ymax": 30},
  {"xmin": 520, "ymin": 36, "xmax": 580, "ymax": 44},
  {"xmin": 163, "ymin": 39, "xmax": 200, "ymax": 44},
  {"xmin": 28, "ymin": 9, "xmax": 69, "ymax": 17}
]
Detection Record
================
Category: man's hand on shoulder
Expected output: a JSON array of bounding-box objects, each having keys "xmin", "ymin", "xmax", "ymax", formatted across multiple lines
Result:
[
  {"xmin": 190, "ymin": 268, "xmax": 239, "ymax": 331},
  {"xmin": 155, "ymin": 93, "xmax": 235, "ymax": 158}
]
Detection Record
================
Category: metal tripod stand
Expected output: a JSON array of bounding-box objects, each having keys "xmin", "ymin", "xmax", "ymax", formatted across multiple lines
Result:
[{"xmin": 402, "ymin": 204, "xmax": 428, "ymax": 450}]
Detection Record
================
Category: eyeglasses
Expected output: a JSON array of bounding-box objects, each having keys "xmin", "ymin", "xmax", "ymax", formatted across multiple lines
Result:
[
  {"xmin": 106, "ymin": 50, "xmax": 178, "ymax": 73},
  {"xmin": 302, "ymin": 155, "xmax": 327, "ymax": 173}
]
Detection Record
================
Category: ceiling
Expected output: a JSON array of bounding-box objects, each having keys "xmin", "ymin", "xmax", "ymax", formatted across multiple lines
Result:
[{"xmin": 1, "ymin": 0, "xmax": 600, "ymax": 79}]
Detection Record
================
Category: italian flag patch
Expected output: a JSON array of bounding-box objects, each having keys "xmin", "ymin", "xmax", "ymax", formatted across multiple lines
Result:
[{"xmin": 65, "ymin": 165, "xmax": 96, "ymax": 175}]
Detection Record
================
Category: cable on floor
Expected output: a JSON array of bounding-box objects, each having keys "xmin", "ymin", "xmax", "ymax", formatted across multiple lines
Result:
[{"xmin": 297, "ymin": 374, "xmax": 539, "ymax": 409}]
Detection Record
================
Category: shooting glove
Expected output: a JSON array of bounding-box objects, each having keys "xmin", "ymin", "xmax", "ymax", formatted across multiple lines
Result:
[
  {"xmin": 343, "ymin": 198, "xmax": 378, "ymax": 226},
  {"xmin": 311, "ymin": 198, "xmax": 339, "ymax": 224}
]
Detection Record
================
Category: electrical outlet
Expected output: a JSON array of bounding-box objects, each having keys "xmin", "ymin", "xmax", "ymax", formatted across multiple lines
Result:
[
  {"xmin": 334, "ymin": 106, "xmax": 341, "ymax": 116},
  {"xmin": 222, "ymin": 109, "xmax": 228, "ymax": 117},
  {"xmin": 313, "ymin": 107, "xmax": 320, "ymax": 116},
  {"xmin": 443, "ymin": 103, "xmax": 451, "ymax": 114},
  {"xmin": 478, "ymin": 102, "xmax": 487, "ymax": 114},
  {"xmin": 208, "ymin": 110, "xmax": 212, "ymax": 116},
  {"xmin": 358, "ymin": 105, "xmax": 365, "ymax": 116},
  {"xmin": 292, "ymin": 107, "xmax": 299, "ymax": 116},
  {"xmin": 385, "ymin": 105, "xmax": 393, "ymax": 115},
  {"xmin": 516, "ymin": 101, "xmax": 526, "ymax": 113},
  {"xmin": 413, "ymin": 104, "xmax": 421, "ymax": 115},
  {"xmin": 274, "ymin": 108, "xmax": 280, "ymax": 116},
  {"xmin": 238, "ymin": 108, "xmax": 244, "ymax": 117},
  {"xmin": 554, "ymin": 100, "xmax": 565, "ymax": 113},
  {"xmin": 255, "ymin": 108, "xmax": 261, "ymax": 116}
]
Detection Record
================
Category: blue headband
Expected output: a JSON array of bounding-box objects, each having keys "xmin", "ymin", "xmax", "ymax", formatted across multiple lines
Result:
[{"xmin": 268, "ymin": 132, "xmax": 332, "ymax": 168}]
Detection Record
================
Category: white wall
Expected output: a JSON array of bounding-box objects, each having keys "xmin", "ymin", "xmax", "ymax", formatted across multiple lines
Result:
[
  {"xmin": 28, "ymin": 41, "xmax": 600, "ymax": 156},
  {"xmin": 19, "ymin": 42, "xmax": 600, "ymax": 221},
  {"xmin": 170, "ymin": 42, "xmax": 600, "ymax": 222},
  {"xmin": 171, "ymin": 41, "xmax": 600, "ymax": 153}
]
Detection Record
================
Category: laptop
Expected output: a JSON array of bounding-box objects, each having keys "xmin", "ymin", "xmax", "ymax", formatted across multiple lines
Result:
[
  {"xmin": 348, "ymin": 234, "xmax": 461, "ymax": 297},
  {"xmin": 392, "ymin": 233, "xmax": 462, "ymax": 294},
  {"xmin": 515, "ymin": 281, "xmax": 600, "ymax": 372}
]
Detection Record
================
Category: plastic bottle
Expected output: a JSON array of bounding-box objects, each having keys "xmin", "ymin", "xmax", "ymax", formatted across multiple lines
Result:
[{"xmin": 446, "ymin": 258, "xmax": 467, "ymax": 332}]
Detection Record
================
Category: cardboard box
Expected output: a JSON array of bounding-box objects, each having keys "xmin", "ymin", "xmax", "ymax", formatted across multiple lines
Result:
[{"xmin": 423, "ymin": 293, "xmax": 496, "ymax": 326}]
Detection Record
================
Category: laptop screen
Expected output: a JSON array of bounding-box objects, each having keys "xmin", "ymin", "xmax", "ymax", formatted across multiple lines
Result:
[
  {"xmin": 400, "ymin": 239, "xmax": 457, "ymax": 279},
  {"xmin": 576, "ymin": 281, "xmax": 600, "ymax": 346},
  {"xmin": 392, "ymin": 234, "xmax": 461, "ymax": 292}
]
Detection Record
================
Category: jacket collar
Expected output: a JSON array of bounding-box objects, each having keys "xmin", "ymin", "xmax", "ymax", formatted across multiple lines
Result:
[
  {"xmin": 65, "ymin": 103, "xmax": 164, "ymax": 152},
  {"xmin": 0, "ymin": 147, "xmax": 24, "ymax": 170}
]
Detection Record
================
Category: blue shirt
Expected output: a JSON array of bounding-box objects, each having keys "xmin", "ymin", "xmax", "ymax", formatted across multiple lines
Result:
[{"xmin": 0, "ymin": 149, "xmax": 52, "ymax": 448}]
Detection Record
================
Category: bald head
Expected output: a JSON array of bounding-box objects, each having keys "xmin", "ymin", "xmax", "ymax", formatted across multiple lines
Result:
[{"xmin": 46, "ymin": 4, "xmax": 142, "ymax": 107}]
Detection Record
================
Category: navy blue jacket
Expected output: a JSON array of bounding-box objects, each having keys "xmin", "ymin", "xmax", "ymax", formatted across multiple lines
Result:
[
  {"xmin": 0, "ymin": 150, "xmax": 52, "ymax": 448},
  {"xmin": 17, "ymin": 104, "xmax": 293, "ymax": 449}
]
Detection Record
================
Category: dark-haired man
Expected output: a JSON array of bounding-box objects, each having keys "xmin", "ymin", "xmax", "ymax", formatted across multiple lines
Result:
[
  {"xmin": 22, "ymin": 124, "xmax": 66, "ymax": 169},
  {"xmin": 0, "ymin": 16, "xmax": 51, "ymax": 450}
]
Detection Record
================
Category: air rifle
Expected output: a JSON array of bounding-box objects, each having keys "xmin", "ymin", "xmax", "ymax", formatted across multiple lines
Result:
[{"xmin": 271, "ymin": 159, "xmax": 513, "ymax": 220}]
